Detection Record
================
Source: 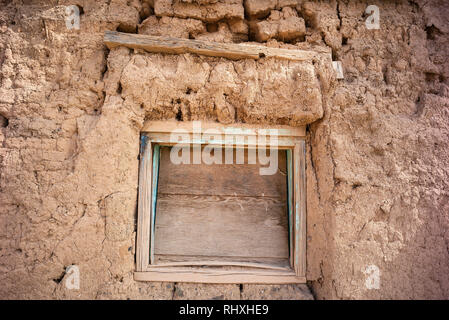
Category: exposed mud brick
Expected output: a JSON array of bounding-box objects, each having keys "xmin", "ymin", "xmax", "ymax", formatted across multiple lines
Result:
[
  {"xmin": 154, "ymin": 0, "xmax": 244, "ymax": 22},
  {"xmin": 178, "ymin": 0, "xmax": 220, "ymax": 3},
  {"xmin": 244, "ymin": 0, "xmax": 298, "ymax": 18},
  {"xmin": 278, "ymin": 0, "xmax": 298, "ymax": 8},
  {"xmin": 108, "ymin": 0, "xmax": 141, "ymax": 33},
  {"xmin": 245, "ymin": 0, "xmax": 277, "ymax": 18},
  {"xmin": 154, "ymin": 0, "xmax": 175, "ymax": 16},
  {"xmin": 278, "ymin": 16, "xmax": 306, "ymax": 41},
  {"xmin": 138, "ymin": 16, "xmax": 206, "ymax": 38},
  {"xmin": 300, "ymin": 1, "xmax": 341, "ymax": 51},
  {"xmin": 241, "ymin": 284, "xmax": 314, "ymax": 300},
  {"xmin": 252, "ymin": 7, "xmax": 305, "ymax": 42},
  {"xmin": 228, "ymin": 18, "xmax": 248, "ymax": 34},
  {"xmin": 195, "ymin": 22, "xmax": 240, "ymax": 42}
]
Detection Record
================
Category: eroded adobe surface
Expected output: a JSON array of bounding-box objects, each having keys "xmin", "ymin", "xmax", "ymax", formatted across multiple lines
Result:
[
  {"xmin": 0, "ymin": 0, "xmax": 448, "ymax": 299},
  {"xmin": 117, "ymin": 52, "xmax": 327, "ymax": 125}
]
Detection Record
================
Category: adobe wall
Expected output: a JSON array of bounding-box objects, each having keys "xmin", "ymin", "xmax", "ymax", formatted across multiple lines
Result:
[{"xmin": 0, "ymin": 0, "xmax": 448, "ymax": 299}]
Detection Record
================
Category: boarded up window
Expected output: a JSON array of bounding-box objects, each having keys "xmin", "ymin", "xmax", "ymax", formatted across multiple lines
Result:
[
  {"xmin": 154, "ymin": 146, "xmax": 289, "ymax": 268},
  {"xmin": 135, "ymin": 121, "xmax": 306, "ymax": 284}
]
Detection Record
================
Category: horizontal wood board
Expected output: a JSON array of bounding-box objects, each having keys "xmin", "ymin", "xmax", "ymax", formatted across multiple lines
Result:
[{"xmin": 154, "ymin": 146, "xmax": 289, "ymax": 261}]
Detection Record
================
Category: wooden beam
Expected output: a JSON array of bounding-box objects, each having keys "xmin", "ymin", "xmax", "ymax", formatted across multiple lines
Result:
[
  {"xmin": 142, "ymin": 120, "xmax": 306, "ymax": 137},
  {"xmin": 293, "ymin": 141, "xmax": 307, "ymax": 277},
  {"xmin": 298, "ymin": 140, "xmax": 307, "ymax": 277},
  {"xmin": 134, "ymin": 269, "xmax": 306, "ymax": 284},
  {"xmin": 145, "ymin": 132, "xmax": 299, "ymax": 148},
  {"xmin": 142, "ymin": 121, "xmax": 305, "ymax": 148},
  {"xmin": 147, "ymin": 261, "xmax": 291, "ymax": 271},
  {"xmin": 104, "ymin": 31, "xmax": 329, "ymax": 62},
  {"xmin": 287, "ymin": 149, "xmax": 294, "ymax": 268},
  {"xmin": 136, "ymin": 136, "xmax": 152, "ymax": 271},
  {"xmin": 149, "ymin": 144, "xmax": 160, "ymax": 264}
]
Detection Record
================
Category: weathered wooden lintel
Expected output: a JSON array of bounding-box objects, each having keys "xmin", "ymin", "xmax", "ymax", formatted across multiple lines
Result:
[
  {"xmin": 142, "ymin": 120, "xmax": 306, "ymax": 137},
  {"xmin": 141, "ymin": 120, "xmax": 306, "ymax": 148},
  {"xmin": 104, "ymin": 31, "xmax": 330, "ymax": 62}
]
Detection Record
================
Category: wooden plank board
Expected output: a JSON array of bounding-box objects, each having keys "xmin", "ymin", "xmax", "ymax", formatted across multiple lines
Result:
[
  {"xmin": 142, "ymin": 120, "xmax": 306, "ymax": 137},
  {"xmin": 157, "ymin": 146, "xmax": 287, "ymax": 198},
  {"xmin": 145, "ymin": 132, "xmax": 298, "ymax": 148},
  {"xmin": 297, "ymin": 140, "xmax": 307, "ymax": 277},
  {"xmin": 154, "ymin": 194, "xmax": 289, "ymax": 258},
  {"xmin": 136, "ymin": 136, "xmax": 152, "ymax": 271},
  {"xmin": 287, "ymin": 149, "xmax": 293, "ymax": 267},
  {"xmin": 149, "ymin": 260, "xmax": 291, "ymax": 271},
  {"xmin": 293, "ymin": 144, "xmax": 300, "ymax": 274},
  {"xmin": 149, "ymin": 145, "xmax": 160, "ymax": 264},
  {"xmin": 134, "ymin": 270, "xmax": 306, "ymax": 284},
  {"xmin": 293, "ymin": 141, "xmax": 307, "ymax": 276},
  {"xmin": 104, "ymin": 31, "xmax": 329, "ymax": 62},
  {"xmin": 154, "ymin": 254, "xmax": 290, "ymax": 269}
]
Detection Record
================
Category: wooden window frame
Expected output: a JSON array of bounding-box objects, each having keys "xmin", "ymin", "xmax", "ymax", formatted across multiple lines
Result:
[{"xmin": 134, "ymin": 121, "xmax": 307, "ymax": 284}]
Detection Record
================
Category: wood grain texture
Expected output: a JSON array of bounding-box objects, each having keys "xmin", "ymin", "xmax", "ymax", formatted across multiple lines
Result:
[
  {"xmin": 287, "ymin": 149, "xmax": 294, "ymax": 267},
  {"xmin": 145, "ymin": 132, "xmax": 299, "ymax": 148},
  {"xmin": 157, "ymin": 146, "xmax": 287, "ymax": 198},
  {"xmin": 293, "ymin": 143, "xmax": 300, "ymax": 274},
  {"xmin": 134, "ymin": 269, "xmax": 306, "ymax": 284},
  {"xmin": 154, "ymin": 254, "xmax": 290, "ymax": 268},
  {"xmin": 154, "ymin": 146, "xmax": 289, "ymax": 261},
  {"xmin": 136, "ymin": 136, "xmax": 152, "ymax": 271},
  {"xmin": 104, "ymin": 31, "xmax": 329, "ymax": 62},
  {"xmin": 297, "ymin": 140, "xmax": 307, "ymax": 277},
  {"xmin": 154, "ymin": 194, "xmax": 289, "ymax": 258},
  {"xmin": 149, "ymin": 145, "xmax": 160, "ymax": 264},
  {"xmin": 149, "ymin": 260, "xmax": 290, "ymax": 271},
  {"xmin": 142, "ymin": 121, "xmax": 306, "ymax": 137},
  {"xmin": 293, "ymin": 141, "xmax": 307, "ymax": 276}
]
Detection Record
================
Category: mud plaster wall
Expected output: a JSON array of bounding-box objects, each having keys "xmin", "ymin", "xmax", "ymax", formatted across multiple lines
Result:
[{"xmin": 0, "ymin": 0, "xmax": 448, "ymax": 300}]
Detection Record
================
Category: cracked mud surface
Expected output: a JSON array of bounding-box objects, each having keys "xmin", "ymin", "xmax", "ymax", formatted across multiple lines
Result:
[{"xmin": 0, "ymin": 0, "xmax": 448, "ymax": 299}]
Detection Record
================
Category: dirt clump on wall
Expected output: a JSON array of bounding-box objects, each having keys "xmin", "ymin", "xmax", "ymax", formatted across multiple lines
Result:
[{"xmin": 0, "ymin": 0, "xmax": 448, "ymax": 299}]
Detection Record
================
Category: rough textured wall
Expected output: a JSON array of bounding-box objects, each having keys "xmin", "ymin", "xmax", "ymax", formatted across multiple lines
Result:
[
  {"xmin": 306, "ymin": 0, "xmax": 449, "ymax": 299},
  {"xmin": 0, "ymin": 0, "xmax": 448, "ymax": 299}
]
